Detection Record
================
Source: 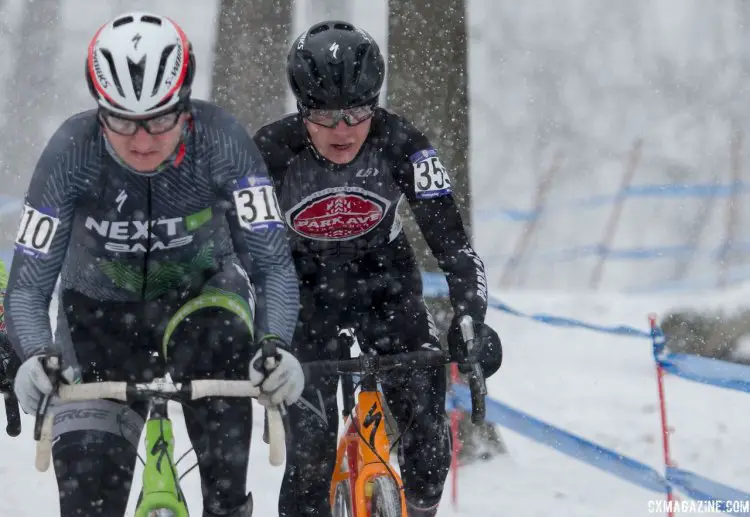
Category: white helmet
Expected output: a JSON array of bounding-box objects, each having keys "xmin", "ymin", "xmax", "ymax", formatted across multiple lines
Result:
[{"xmin": 86, "ymin": 12, "xmax": 194, "ymax": 117}]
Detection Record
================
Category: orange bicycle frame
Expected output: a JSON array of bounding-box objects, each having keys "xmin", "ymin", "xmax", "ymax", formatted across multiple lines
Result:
[{"xmin": 329, "ymin": 389, "xmax": 407, "ymax": 516}]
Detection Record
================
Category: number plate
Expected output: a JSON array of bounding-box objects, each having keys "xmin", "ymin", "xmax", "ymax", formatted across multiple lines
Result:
[
  {"xmin": 411, "ymin": 148, "xmax": 453, "ymax": 199},
  {"xmin": 233, "ymin": 176, "xmax": 285, "ymax": 231},
  {"xmin": 15, "ymin": 204, "xmax": 60, "ymax": 258}
]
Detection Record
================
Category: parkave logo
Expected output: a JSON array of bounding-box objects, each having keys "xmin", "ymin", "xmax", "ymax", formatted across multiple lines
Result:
[{"xmin": 288, "ymin": 187, "xmax": 390, "ymax": 241}]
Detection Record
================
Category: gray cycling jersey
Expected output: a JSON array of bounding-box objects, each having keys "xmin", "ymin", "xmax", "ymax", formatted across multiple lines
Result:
[{"xmin": 5, "ymin": 100, "xmax": 299, "ymax": 359}]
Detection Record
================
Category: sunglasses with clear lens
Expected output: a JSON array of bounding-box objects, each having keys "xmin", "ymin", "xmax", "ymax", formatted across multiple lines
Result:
[
  {"xmin": 99, "ymin": 110, "xmax": 182, "ymax": 136},
  {"xmin": 305, "ymin": 105, "xmax": 374, "ymax": 128}
]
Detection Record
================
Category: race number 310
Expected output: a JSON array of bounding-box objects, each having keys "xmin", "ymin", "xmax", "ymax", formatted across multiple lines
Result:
[
  {"xmin": 15, "ymin": 204, "xmax": 60, "ymax": 255},
  {"xmin": 233, "ymin": 183, "xmax": 284, "ymax": 231}
]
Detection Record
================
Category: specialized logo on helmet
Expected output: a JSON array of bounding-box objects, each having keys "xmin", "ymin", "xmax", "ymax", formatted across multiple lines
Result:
[
  {"xmin": 92, "ymin": 48, "xmax": 109, "ymax": 88},
  {"xmin": 288, "ymin": 187, "xmax": 390, "ymax": 241},
  {"xmin": 329, "ymin": 42, "xmax": 340, "ymax": 59}
]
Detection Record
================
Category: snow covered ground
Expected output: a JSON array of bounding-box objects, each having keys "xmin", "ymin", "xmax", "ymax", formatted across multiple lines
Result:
[
  {"xmin": 2, "ymin": 1, "xmax": 749, "ymax": 515},
  {"xmin": 2, "ymin": 286, "xmax": 749, "ymax": 516}
]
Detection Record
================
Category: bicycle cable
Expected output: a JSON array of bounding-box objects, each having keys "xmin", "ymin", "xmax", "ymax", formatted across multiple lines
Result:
[{"xmin": 115, "ymin": 393, "xmax": 202, "ymax": 475}]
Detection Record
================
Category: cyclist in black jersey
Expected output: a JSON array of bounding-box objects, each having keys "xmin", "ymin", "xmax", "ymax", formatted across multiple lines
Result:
[
  {"xmin": 254, "ymin": 20, "xmax": 502, "ymax": 517},
  {"xmin": 3, "ymin": 12, "xmax": 303, "ymax": 517}
]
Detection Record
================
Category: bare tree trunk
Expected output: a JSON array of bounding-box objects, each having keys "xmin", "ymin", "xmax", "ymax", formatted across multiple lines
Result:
[
  {"xmin": 386, "ymin": 2, "xmax": 471, "ymax": 327},
  {"xmin": 387, "ymin": 1, "xmax": 472, "ymax": 255},
  {"xmin": 388, "ymin": 1, "xmax": 506, "ymax": 461},
  {"xmin": 0, "ymin": 0, "xmax": 61, "ymax": 243},
  {"xmin": 307, "ymin": 0, "xmax": 350, "ymax": 21},
  {"xmin": 211, "ymin": 0, "xmax": 292, "ymax": 131}
]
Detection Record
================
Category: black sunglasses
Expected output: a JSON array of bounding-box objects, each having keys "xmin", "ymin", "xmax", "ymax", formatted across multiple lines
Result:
[{"xmin": 302, "ymin": 105, "xmax": 375, "ymax": 128}]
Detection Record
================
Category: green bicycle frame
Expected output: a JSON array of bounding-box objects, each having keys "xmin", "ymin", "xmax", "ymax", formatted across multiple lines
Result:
[{"xmin": 135, "ymin": 399, "xmax": 190, "ymax": 517}]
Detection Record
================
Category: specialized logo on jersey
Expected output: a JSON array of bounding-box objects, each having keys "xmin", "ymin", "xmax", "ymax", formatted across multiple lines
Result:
[
  {"xmin": 84, "ymin": 207, "xmax": 213, "ymax": 253},
  {"xmin": 115, "ymin": 189, "xmax": 128, "ymax": 213},
  {"xmin": 15, "ymin": 204, "xmax": 60, "ymax": 258},
  {"xmin": 288, "ymin": 187, "xmax": 390, "ymax": 241},
  {"xmin": 411, "ymin": 148, "xmax": 452, "ymax": 199}
]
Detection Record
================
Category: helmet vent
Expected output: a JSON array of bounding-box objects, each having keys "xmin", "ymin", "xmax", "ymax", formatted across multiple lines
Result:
[
  {"xmin": 112, "ymin": 16, "xmax": 134, "ymax": 28},
  {"xmin": 100, "ymin": 48, "xmax": 126, "ymax": 98},
  {"xmin": 309, "ymin": 24, "xmax": 330, "ymax": 37},
  {"xmin": 127, "ymin": 56, "xmax": 146, "ymax": 100},
  {"xmin": 151, "ymin": 44, "xmax": 176, "ymax": 96},
  {"xmin": 140, "ymin": 15, "xmax": 163, "ymax": 26},
  {"xmin": 352, "ymin": 44, "xmax": 370, "ymax": 84},
  {"xmin": 333, "ymin": 22, "xmax": 354, "ymax": 31}
]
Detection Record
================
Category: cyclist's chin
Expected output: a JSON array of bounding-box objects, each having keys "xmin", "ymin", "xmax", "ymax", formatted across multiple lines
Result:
[{"xmin": 122, "ymin": 149, "xmax": 171, "ymax": 172}]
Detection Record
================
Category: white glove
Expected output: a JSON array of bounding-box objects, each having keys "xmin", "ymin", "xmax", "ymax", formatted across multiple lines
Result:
[
  {"xmin": 14, "ymin": 355, "xmax": 78, "ymax": 414},
  {"xmin": 249, "ymin": 345, "xmax": 304, "ymax": 407}
]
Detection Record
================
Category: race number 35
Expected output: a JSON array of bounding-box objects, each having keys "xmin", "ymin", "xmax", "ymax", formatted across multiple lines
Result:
[
  {"xmin": 411, "ymin": 148, "xmax": 453, "ymax": 199},
  {"xmin": 233, "ymin": 181, "xmax": 284, "ymax": 231},
  {"xmin": 15, "ymin": 204, "xmax": 60, "ymax": 256}
]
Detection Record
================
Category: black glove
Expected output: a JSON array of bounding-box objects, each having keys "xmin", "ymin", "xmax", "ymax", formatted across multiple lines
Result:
[
  {"xmin": 447, "ymin": 316, "xmax": 503, "ymax": 378},
  {"xmin": 0, "ymin": 332, "xmax": 20, "ymax": 396}
]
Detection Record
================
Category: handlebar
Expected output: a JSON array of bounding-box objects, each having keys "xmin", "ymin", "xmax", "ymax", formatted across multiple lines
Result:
[
  {"xmin": 33, "ymin": 376, "xmax": 286, "ymax": 473},
  {"xmin": 303, "ymin": 315, "xmax": 488, "ymax": 424},
  {"xmin": 302, "ymin": 348, "xmax": 450, "ymax": 377}
]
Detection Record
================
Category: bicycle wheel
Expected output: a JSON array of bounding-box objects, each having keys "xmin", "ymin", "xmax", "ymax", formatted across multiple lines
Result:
[
  {"xmin": 370, "ymin": 476, "xmax": 402, "ymax": 517},
  {"xmin": 333, "ymin": 479, "xmax": 353, "ymax": 517}
]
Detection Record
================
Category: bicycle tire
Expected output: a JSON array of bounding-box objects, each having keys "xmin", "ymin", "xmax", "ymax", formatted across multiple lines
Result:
[
  {"xmin": 333, "ymin": 479, "xmax": 353, "ymax": 517},
  {"xmin": 370, "ymin": 476, "xmax": 402, "ymax": 517}
]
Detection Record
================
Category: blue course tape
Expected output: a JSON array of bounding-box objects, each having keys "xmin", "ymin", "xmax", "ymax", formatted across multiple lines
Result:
[
  {"xmin": 450, "ymin": 385, "xmax": 750, "ymax": 510},
  {"xmin": 435, "ymin": 277, "xmax": 750, "ymax": 509},
  {"xmin": 422, "ymin": 272, "xmax": 650, "ymax": 338},
  {"xmin": 658, "ymin": 352, "xmax": 750, "ymax": 394},
  {"xmin": 666, "ymin": 467, "xmax": 750, "ymax": 516},
  {"xmin": 424, "ymin": 273, "xmax": 750, "ymax": 398},
  {"xmin": 487, "ymin": 296, "xmax": 652, "ymax": 338},
  {"xmin": 481, "ymin": 242, "xmax": 750, "ymax": 268},
  {"xmin": 449, "ymin": 384, "xmax": 669, "ymax": 493},
  {"xmin": 476, "ymin": 181, "xmax": 750, "ymax": 222}
]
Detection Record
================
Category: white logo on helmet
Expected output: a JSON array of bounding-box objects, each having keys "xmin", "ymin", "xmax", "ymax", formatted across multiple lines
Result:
[
  {"xmin": 92, "ymin": 49, "xmax": 109, "ymax": 88},
  {"xmin": 329, "ymin": 42, "xmax": 339, "ymax": 59}
]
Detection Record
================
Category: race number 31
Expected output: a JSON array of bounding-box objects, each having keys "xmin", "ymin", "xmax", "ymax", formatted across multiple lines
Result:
[
  {"xmin": 233, "ymin": 177, "xmax": 284, "ymax": 231},
  {"xmin": 15, "ymin": 204, "xmax": 60, "ymax": 256}
]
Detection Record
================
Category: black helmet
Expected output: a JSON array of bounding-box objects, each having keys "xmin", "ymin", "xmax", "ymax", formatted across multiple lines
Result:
[{"xmin": 287, "ymin": 21, "xmax": 385, "ymax": 110}]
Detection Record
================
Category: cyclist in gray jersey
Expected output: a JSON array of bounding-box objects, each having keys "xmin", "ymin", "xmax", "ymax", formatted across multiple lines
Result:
[
  {"xmin": 3, "ymin": 12, "xmax": 303, "ymax": 517},
  {"xmin": 254, "ymin": 21, "xmax": 502, "ymax": 517}
]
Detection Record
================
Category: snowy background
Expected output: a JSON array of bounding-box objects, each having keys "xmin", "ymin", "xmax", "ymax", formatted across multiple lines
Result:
[{"xmin": 1, "ymin": 0, "xmax": 750, "ymax": 515}]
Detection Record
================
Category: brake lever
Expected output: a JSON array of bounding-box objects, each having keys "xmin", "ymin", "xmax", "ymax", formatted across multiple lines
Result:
[
  {"xmin": 258, "ymin": 339, "xmax": 289, "ymax": 445},
  {"xmin": 33, "ymin": 353, "xmax": 61, "ymax": 441},
  {"xmin": 4, "ymin": 392, "xmax": 21, "ymax": 437},
  {"xmin": 260, "ymin": 339, "xmax": 282, "ymax": 373},
  {"xmin": 460, "ymin": 316, "xmax": 487, "ymax": 424}
]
